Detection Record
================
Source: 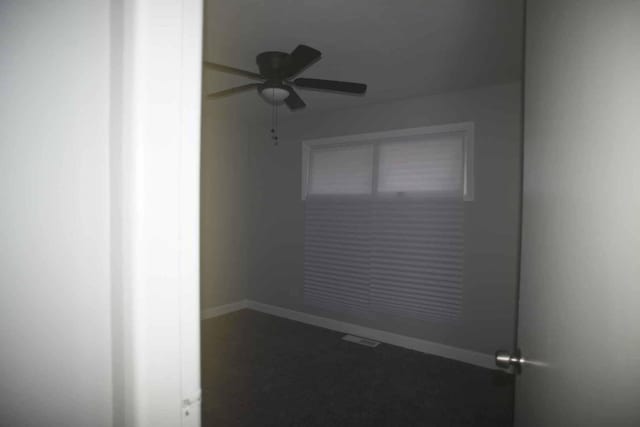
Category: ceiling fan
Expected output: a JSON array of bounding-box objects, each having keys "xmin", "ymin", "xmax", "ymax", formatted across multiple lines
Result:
[{"xmin": 204, "ymin": 44, "xmax": 367, "ymax": 110}]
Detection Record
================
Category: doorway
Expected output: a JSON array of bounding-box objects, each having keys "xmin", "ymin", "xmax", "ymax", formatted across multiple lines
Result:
[{"xmin": 199, "ymin": 0, "xmax": 525, "ymax": 425}]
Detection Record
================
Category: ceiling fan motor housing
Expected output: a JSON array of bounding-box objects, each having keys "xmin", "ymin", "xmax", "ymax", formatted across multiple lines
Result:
[{"xmin": 256, "ymin": 51, "xmax": 291, "ymax": 80}]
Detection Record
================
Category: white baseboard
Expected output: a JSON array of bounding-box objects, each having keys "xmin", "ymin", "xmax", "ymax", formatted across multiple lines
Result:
[
  {"xmin": 201, "ymin": 300, "xmax": 249, "ymax": 319},
  {"xmin": 201, "ymin": 299, "xmax": 496, "ymax": 370}
]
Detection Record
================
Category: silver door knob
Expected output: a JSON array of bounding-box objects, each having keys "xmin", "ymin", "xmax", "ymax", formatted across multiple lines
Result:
[{"xmin": 495, "ymin": 348, "xmax": 524, "ymax": 374}]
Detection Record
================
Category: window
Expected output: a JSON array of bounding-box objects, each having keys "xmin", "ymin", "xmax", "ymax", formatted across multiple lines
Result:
[{"xmin": 302, "ymin": 123, "xmax": 473, "ymax": 322}]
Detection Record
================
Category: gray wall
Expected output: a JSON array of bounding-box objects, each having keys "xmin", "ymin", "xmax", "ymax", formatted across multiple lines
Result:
[
  {"xmin": 200, "ymin": 107, "xmax": 252, "ymax": 308},
  {"xmin": 0, "ymin": 1, "xmax": 113, "ymax": 426},
  {"xmin": 246, "ymin": 83, "xmax": 522, "ymax": 355}
]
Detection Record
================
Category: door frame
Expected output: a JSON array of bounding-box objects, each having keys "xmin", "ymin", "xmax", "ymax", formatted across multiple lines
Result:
[{"xmin": 111, "ymin": 0, "xmax": 203, "ymax": 426}]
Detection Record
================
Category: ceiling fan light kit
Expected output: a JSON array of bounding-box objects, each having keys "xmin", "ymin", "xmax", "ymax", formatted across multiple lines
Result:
[{"xmin": 259, "ymin": 86, "xmax": 290, "ymax": 104}]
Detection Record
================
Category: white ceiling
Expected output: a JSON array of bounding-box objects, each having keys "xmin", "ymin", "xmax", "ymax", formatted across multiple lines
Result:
[{"xmin": 203, "ymin": 0, "xmax": 523, "ymax": 121}]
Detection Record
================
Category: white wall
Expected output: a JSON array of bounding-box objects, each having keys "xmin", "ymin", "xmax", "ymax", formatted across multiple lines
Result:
[
  {"xmin": 0, "ymin": 1, "xmax": 113, "ymax": 426},
  {"xmin": 246, "ymin": 83, "xmax": 522, "ymax": 355},
  {"xmin": 1, "ymin": 1, "xmax": 203, "ymax": 426}
]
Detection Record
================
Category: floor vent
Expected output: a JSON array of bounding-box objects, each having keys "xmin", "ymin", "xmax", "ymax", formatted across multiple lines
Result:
[{"xmin": 342, "ymin": 334, "xmax": 380, "ymax": 347}]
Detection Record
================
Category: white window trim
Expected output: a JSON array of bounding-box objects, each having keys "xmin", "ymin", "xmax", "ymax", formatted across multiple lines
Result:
[{"xmin": 301, "ymin": 122, "xmax": 475, "ymax": 201}]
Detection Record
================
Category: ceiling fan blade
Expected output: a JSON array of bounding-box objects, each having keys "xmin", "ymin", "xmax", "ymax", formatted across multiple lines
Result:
[
  {"xmin": 293, "ymin": 78, "xmax": 367, "ymax": 94},
  {"xmin": 284, "ymin": 87, "xmax": 306, "ymax": 110},
  {"xmin": 282, "ymin": 45, "xmax": 322, "ymax": 77},
  {"xmin": 203, "ymin": 61, "xmax": 263, "ymax": 80},
  {"xmin": 207, "ymin": 84, "xmax": 259, "ymax": 99}
]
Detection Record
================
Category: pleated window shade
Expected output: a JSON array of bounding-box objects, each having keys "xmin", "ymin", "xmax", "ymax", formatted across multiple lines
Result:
[
  {"xmin": 304, "ymin": 128, "xmax": 469, "ymax": 322},
  {"xmin": 377, "ymin": 135, "xmax": 464, "ymax": 196},
  {"xmin": 308, "ymin": 144, "xmax": 373, "ymax": 195}
]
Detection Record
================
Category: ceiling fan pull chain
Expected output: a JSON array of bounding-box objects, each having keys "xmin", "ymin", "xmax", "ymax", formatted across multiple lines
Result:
[
  {"xmin": 270, "ymin": 96, "xmax": 275, "ymax": 140},
  {"xmin": 271, "ymin": 88, "xmax": 279, "ymax": 146},
  {"xmin": 275, "ymin": 103, "xmax": 279, "ymax": 145}
]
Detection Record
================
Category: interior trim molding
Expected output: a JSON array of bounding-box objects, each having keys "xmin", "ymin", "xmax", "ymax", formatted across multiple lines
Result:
[
  {"xmin": 201, "ymin": 299, "xmax": 496, "ymax": 370},
  {"xmin": 201, "ymin": 300, "xmax": 249, "ymax": 319},
  {"xmin": 247, "ymin": 301, "xmax": 496, "ymax": 370}
]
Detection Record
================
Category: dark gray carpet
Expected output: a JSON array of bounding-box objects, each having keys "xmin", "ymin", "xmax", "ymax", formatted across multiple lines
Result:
[{"xmin": 201, "ymin": 309, "xmax": 514, "ymax": 427}]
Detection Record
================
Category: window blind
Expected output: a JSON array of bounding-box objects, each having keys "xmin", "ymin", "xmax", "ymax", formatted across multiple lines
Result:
[
  {"xmin": 370, "ymin": 198, "xmax": 463, "ymax": 321},
  {"xmin": 303, "ymin": 199, "xmax": 371, "ymax": 315},
  {"xmin": 303, "ymin": 129, "xmax": 466, "ymax": 322},
  {"xmin": 308, "ymin": 144, "xmax": 373, "ymax": 195},
  {"xmin": 377, "ymin": 135, "xmax": 464, "ymax": 196}
]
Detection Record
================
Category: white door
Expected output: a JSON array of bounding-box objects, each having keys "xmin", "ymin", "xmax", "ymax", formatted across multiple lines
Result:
[{"xmin": 514, "ymin": 1, "xmax": 640, "ymax": 426}]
